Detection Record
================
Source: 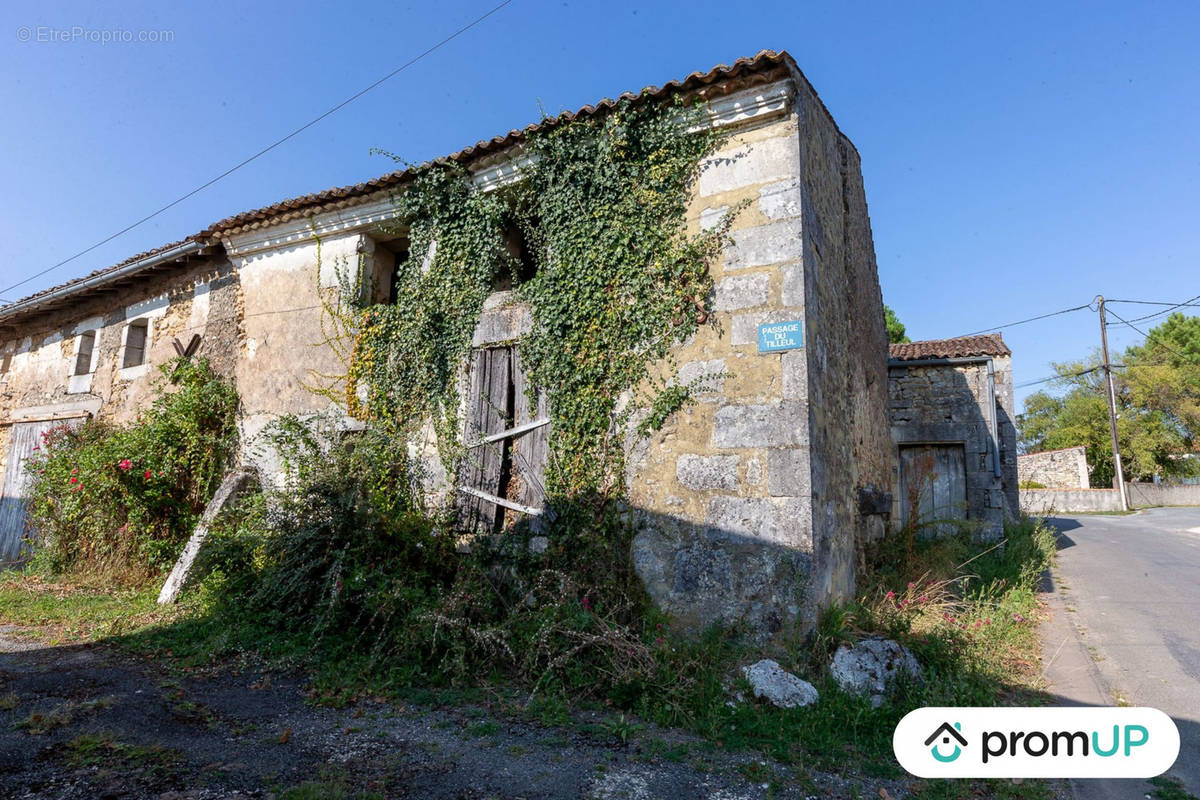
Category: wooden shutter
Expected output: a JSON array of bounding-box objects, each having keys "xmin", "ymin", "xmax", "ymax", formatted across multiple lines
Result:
[{"xmin": 511, "ymin": 348, "xmax": 549, "ymax": 512}]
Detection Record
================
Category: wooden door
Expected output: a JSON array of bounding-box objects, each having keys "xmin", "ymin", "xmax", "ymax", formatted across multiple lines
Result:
[
  {"xmin": 457, "ymin": 348, "xmax": 513, "ymax": 537},
  {"xmin": 0, "ymin": 419, "xmax": 84, "ymax": 562},
  {"xmin": 898, "ymin": 444, "xmax": 967, "ymax": 537}
]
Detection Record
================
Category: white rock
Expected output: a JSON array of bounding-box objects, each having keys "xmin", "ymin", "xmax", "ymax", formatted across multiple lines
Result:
[
  {"xmin": 829, "ymin": 637, "xmax": 922, "ymax": 707},
  {"xmin": 742, "ymin": 659, "xmax": 819, "ymax": 708}
]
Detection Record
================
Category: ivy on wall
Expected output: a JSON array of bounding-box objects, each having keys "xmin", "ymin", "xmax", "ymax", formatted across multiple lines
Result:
[{"xmin": 345, "ymin": 96, "xmax": 735, "ymax": 519}]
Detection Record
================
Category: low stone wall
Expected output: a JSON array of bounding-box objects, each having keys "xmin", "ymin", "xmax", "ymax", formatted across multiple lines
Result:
[
  {"xmin": 1127, "ymin": 483, "xmax": 1200, "ymax": 508},
  {"xmin": 1021, "ymin": 484, "xmax": 1200, "ymax": 514},
  {"xmin": 1020, "ymin": 488, "xmax": 1122, "ymax": 514},
  {"xmin": 1017, "ymin": 446, "xmax": 1088, "ymax": 489}
]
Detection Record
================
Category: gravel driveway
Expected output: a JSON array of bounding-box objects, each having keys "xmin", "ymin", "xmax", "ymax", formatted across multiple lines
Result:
[{"xmin": 0, "ymin": 629, "xmax": 901, "ymax": 799}]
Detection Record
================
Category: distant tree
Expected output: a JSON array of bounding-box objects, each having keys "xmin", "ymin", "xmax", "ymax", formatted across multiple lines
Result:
[
  {"xmin": 885, "ymin": 305, "xmax": 910, "ymax": 344},
  {"xmin": 1018, "ymin": 314, "xmax": 1200, "ymax": 485},
  {"xmin": 1123, "ymin": 312, "xmax": 1200, "ymax": 441}
]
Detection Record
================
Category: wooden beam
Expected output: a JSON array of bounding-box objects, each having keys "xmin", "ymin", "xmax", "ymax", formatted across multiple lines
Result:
[
  {"xmin": 466, "ymin": 417, "xmax": 550, "ymax": 449},
  {"xmin": 456, "ymin": 485, "xmax": 543, "ymax": 516}
]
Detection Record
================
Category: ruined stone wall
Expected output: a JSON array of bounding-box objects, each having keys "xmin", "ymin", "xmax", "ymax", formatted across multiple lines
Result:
[
  {"xmin": 628, "ymin": 107, "xmax": 814, "ymax": 641},
  {"xmin": 628, "ymin": 77, "xmax": 892, "ymax": 642},
  {"xmin": 0, "ymin": 259, "xmax": 239, "ymax": 427},
  {"xmin": 794, "ymin": 75, "xmax": 893, "ymax": 611},
  {"xmin": 887, "ymin": 360, "xmax": 1009, "ymax": 538},
  {"xmin": 992, "ymin": 355, "xmax": 1019, "ymax": 514},
  {"xmin": 1017, "ymin": 446, "xmax": 1089, "ymax": 489}
]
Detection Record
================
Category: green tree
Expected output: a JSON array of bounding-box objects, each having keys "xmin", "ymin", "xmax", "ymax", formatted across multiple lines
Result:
[
  {"xmin": 1123, "ymin": 312, "xmax": 1200, "ymax": 441},
  {"xmin": 885, "ymin": 304, "xmax": 910, "ymax": 344},
  {"xmin": 1018, "ymin": 314, "xmax": 1200, "ymax": 485}
]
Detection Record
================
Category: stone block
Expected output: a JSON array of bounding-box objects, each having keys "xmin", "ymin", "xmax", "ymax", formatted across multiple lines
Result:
[
  {"xmin": 724, "ymin": 219, "xmax": 803, "ymax": 270},
  {"xmin": 712, "ymin": 401, "xmax": 808, "ymax": 448},
  {"xmin": 713, "ymin": 274, "xmax": 770, "ymax": 312},
  {"xmin": 676, "ymin": 454, "xmax": 739, "ymax": 491},
  {"xmin": 758, "ymin": 180, "xmax": 803, "ymax": 220},
  {"xmin": 781, "ymin": 263, "xmax": 804, "ymax": 308},
  {"xmin": 767, "ymin": 448, "xmax": 811, "ymax": 497},
  {"xmin": 698, "ymin": 136, "xmax": 799, "ymax": 197},
  {"xmin": 706, "ymin": 495, "xmax": 812, "ymax": 547},
  {"xmin": 675, "ymin": 358, "xmax": 726, "ymax": 395},
  {"xmin": 781, "ymin": 349, "xmax": 808, "ymax": 399},
  {"xmin": 699, "ymin": 205, "xmax": 729, "ymax": 231}
]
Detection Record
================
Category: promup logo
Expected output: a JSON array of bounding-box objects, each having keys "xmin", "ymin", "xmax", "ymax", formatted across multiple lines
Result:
[
  {"xmin": 924, "ymin": 722, "xmax": 967, "ymax": 763},
  {"xmin": 894, "ymin": 707, "xmax": 1180, "ymax": 778}
]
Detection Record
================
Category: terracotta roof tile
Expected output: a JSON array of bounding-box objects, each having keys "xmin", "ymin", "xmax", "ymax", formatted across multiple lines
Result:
[{"xmin": 889, "ymin": 334, "xmax": 1011, "ymax": 361}]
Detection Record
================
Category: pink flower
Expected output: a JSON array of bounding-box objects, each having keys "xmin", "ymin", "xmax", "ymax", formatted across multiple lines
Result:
[
  {"xmin": 69, "ymin": 477, "xmax": 78, "ymax": 484},
  {"xmin": 984, "ymin": 619, "xmax": 992, "ymax": 625},
  {"xmin": 144, "ymin": 469, "xmax": 152, "ymax": 479},
  {"xmin": 118, "ymin": 459, "xmax": 132, "ymax": 471},
  {"xmin": 1012, "ymin": 613, "xmax": 1025, "ymax": 623},
  {"xmin": 899, "ymin": 598, "xmax": 909, "ymax": 607},
  {"xmin": 974, "ymin": 620, "xmax": 982, "ymax": 628},
  {"xmin": 71, "ymin": 485, "xmax": 82, "ymax": 492},
  {"xmin": 581, "ymin": 596, "xmax": 593, "ymax": 612},
  {"xmin": 907, "ymin": 582, "xmax": 916, "ymax": 589},
  {"xmin": 70, "ymin": 468, "xmax": 78, "ymax": 475},
  {"xmin": 885, "ymin": 591, "xmax": 895, "ymax": 600},
  {"xmin": 918, "ymin": 595, "xmax": 928, "ymax": 604}
]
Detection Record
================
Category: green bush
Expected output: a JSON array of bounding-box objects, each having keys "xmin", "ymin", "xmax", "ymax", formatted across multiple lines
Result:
[{"xmin": 26, "ymin": 359, "xmax": 238, "ymax": 582}]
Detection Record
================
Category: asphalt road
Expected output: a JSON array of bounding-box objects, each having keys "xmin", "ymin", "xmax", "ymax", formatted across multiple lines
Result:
[{"xmin": 1043, "ymin": 507, "xmax": 1200, "ymax": 800}]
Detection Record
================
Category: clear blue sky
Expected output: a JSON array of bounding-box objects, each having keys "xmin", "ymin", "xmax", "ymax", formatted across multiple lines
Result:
[{"xmin": 2, "ymin": 1, "xmax": 1197, "ymax": 411}]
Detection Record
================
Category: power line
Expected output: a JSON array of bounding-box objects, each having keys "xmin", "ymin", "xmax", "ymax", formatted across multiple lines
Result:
[
  {"xmin": 1016, "ymin": 365, "xmax": 1101, "ymax": 389},
  {"xmin": 960, "ymin": 302, "xmax": 1092, "ymax": 338},
  {"xmin": 1104, "ymin": 306, "xmax": 1196, "ymax": 363},
  {"xmin": 0, "ymin": 0, "xmax": 514, "ymax": 304},
  {"xmin": 1106, "ymin": 294, "xmax": 1200, "ymax": 326}
]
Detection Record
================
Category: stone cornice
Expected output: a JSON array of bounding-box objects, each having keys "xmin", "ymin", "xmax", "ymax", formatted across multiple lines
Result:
[{"xmin": 224, "ymin": 79, "xmax": 797, "ymax": 259}]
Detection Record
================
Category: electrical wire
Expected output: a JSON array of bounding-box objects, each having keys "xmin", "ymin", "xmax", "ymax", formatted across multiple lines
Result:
[
  {"xmin": 0, "ymin": 0, "xmax": 514, "ymax": 303},
  {"xmin": 1016, "ymin": 365, "xmax": 1101, "ymax": 390},
  {"xmin": 959, "ymin": 303, "xmax": 1093, "ymax": 338},
  {"xmin": 1106, "ymin": 294, "xmax": 1200, "ymax": 326}
]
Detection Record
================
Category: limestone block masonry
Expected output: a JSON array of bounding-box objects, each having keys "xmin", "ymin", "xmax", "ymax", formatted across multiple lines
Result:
[
  {"xmin": 629, "ymin": 69, "xmax": 892, "ymax": 643},
  {"xmin": 1017, "ymin": 446, "xmax": 1089, "ymax": 489},
  {"xmin": 0, "ymin": 53, "xmax": 896, "ymax": 647}
]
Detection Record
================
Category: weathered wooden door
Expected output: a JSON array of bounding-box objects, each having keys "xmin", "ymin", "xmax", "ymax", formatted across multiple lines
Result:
[
  {"xmin": 898, "ymin": 444, "xmax": 967, "ymax": 536},
  {"xmin": 0, "ymin": 419, "xmax": 83, "ymax": 562},
  {"xmin": 456, "ymin": 347, "xmax": 550, "ymax": 537}
]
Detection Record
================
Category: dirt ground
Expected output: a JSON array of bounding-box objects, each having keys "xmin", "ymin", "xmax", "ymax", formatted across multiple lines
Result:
[{"xmin": 0, "ymin": 627, "xmax": 907, "ymax": 800}]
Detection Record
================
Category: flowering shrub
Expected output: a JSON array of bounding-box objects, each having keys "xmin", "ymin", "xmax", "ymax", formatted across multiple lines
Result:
[{"xmin": 25, "ymin": 359, "xmax": 238, "ymax": 582}]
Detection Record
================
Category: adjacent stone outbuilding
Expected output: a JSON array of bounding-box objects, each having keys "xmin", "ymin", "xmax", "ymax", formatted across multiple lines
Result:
[{"xmin": 887, "ymin": 335, "xmax": 1018, "ymax": 539}]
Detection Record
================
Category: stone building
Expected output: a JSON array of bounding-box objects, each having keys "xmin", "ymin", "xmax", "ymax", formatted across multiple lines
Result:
[
  {"xmin": 1017, "ymin": 445, "xmax": 1090, "ymax": 489},
  {"xmin": 887, "ymin": 335, "xmax": 1019, "ymax": 539},
  {"xmin": 0, "ymin": 50, "xmax": 895, "ymax": 640}
]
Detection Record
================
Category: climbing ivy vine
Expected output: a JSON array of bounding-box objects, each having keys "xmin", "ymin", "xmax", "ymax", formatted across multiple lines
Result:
[{"xmin": 346, "ymin": 95, "xmax": 734, "ymax": 518}]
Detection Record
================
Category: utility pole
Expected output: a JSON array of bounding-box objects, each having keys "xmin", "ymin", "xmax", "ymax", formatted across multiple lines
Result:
[{"xmin": 1097, "ymin": 296, "xmax": 1129, "ymax": 511}]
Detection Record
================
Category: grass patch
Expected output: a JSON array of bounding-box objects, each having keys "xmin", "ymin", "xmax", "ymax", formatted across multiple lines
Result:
[
  {"xmin": 14, "ymin": 696, "xmax": 114, "ymax": 734},
  {"xmin": 0, "ymin": 570, "xmax": 172, "ymax": 643},
  {"xmin": 62, "ymin": 731, "xmax": 182, "ymax": 774}
]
